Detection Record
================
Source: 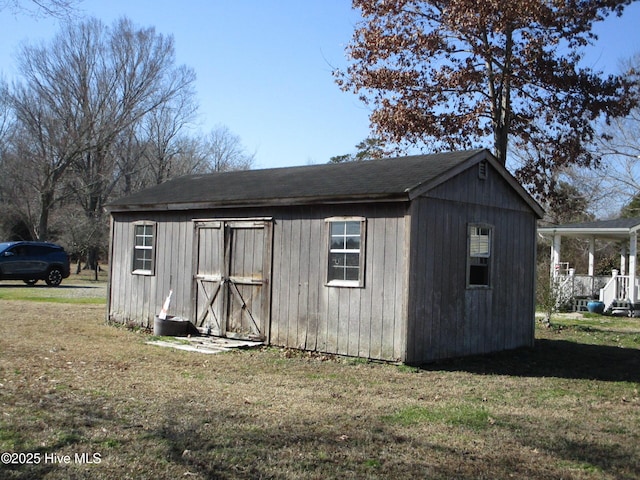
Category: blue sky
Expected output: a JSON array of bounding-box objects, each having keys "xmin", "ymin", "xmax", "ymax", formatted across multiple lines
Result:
[{"xmin": 1, "ymin": 0, "xmax": 639, "ymax": 169}]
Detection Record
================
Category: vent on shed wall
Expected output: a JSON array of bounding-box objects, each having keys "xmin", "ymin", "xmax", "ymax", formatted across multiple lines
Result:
[{"xmin": 478, "ymin": 161, "xmax": 488, "ymax": 180}]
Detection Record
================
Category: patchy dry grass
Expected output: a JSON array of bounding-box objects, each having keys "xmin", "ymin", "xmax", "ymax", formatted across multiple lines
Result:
[{"xmin": 0, "ymin": 296, "xmax": 638, "ymax": 479}]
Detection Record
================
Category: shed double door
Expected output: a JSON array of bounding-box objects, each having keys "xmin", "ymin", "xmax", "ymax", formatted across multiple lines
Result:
[{"xmin": 193, "ymin": 219, "xmax": 272, "ymax": 341}]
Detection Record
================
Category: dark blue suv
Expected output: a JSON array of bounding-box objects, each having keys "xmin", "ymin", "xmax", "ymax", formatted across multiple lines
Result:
[{"xmin": 0, "ymin": 241, "xmax": 71, "ymax": 286}]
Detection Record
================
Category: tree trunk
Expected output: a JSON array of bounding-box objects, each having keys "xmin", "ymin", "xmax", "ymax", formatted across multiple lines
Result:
[
  {"xmin": 494, "ymin": 120, "xmax": 509, "ymax": 166},
  {"xmin": 37, "ymin": 189, "xmax": 54, "ymax": 240},
  {"xmin": 492, "ymin": 28, "xmax": 513, "ymax": 167},
  {"xmin": 87, "ymin": 247, "xmax": 99, "ymax": 272}
]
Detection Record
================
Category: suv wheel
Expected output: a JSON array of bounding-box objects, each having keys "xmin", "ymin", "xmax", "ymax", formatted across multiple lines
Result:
[
  {"xmin": 45, "ymin": 267, "xmax": 63, "ymax": 287},
  {"xmin": 23, "ymin": 279, "xmax": 38, "ymax": 286}
]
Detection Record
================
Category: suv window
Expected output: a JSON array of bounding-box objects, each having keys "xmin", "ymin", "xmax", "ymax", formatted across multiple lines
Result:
[
  {"xmin": 29, "ymin": 245, "xmax": 56, "ymax": 256},
  {"xmin": 9, "ymin": 245, "xmax": 28, "ymax": 256}
]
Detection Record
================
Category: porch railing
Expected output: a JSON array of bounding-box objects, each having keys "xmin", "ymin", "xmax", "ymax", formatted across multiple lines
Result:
[
  {"xmin": 571, "ymin": 274, "xmax": 609, "ymax": 298},
  {"xmin": 555, "ymin": 274, "xmax": 608, "ymax": 310},
  {"xmin": 555, "ymin": 273, "xmax": 639, "ymax": 311},
  {"xmin": 599, "ymin": 275, "xmax": 631, "ymax": 310}
]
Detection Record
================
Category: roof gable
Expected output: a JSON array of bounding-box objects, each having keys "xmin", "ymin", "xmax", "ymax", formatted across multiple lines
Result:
[{"xmin": 108, "ymin": 149, "xmax": 542, "ymax": 217}]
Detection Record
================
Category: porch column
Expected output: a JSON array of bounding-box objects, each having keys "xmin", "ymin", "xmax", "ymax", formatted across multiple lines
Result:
[
  {"xmin": 630, "ymin": 232, "xmax": 637, "ymax": 303},
  {"xmin": 588, "ymin": 236, "xmax": 595, "ymax": 277},
  {"xmin": 620, "ymin": 243, "xmax": 627, "ymax": 275},
  {"xmin": 551, "ymin": 234, "xmax": 561, "ymax": 277}
]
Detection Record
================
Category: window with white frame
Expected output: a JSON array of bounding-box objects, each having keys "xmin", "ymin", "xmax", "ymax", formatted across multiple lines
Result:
[
  {"xmin": 468, "ymin": 224, "xmax": 492, "ymax": 287},
  {"xmin": 327, "ymin": 217, "xmax": 366, "ymax": 287},
  {"xmin": 132, "ymin": 222, "xmax": 156, "ymax": 275}
]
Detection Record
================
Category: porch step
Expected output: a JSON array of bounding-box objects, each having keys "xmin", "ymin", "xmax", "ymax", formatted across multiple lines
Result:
[
  {"xmin": 609, "ymin": 300, "xmax": 631, "ymax": 309},
  {"xmin": 607, "ymin": 300, "xmax": 638, "ymax": 316}
]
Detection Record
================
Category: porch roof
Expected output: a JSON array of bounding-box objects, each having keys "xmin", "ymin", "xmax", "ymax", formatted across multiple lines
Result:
[{"xmin": 538, "ymin": 217, "xmax": 640, "ymax": 240}]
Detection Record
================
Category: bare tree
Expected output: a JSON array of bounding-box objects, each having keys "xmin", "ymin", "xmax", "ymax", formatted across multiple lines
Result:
[
  {"xmin": 65, "ymin": 18, "xmax": 195, "ymax": 208},
  {"xmin": 173, "ymin": 135, "xmax": 211, "ymax": 175},
  {"xmin": 8, "ymin": 16, "xmax": 196, "ymax": 265},
  {"xmin": 111, "ymin": 124, "xmax": 148, "ymax": 197},
  {"xmin": 0, "ymin": 0, "xmax": 79, "ymax": 18},
  {"xmin": 0, "ymin": 79, "xmax": 13, "ymax": 221},
  {"xmin": 0, "ymin": 78, "xmax": 10, "ymax": 145},
  {"xmin": 68, "ymin": 18, "xmax": 195, "ymax": 269},
  {"xmin": 0, "ymin": 133, "xmax": 41, "ymax": 239},
  {"xmin": 8, "ymin": 79, "xmax": 79, "ymax": 239},
  {"xmin": 590, "ymin": 53, "xmax": 640, "ymax": 213},
  {"xmin": 204, "ymin": 125, "xmax": 255, "ymax": 172},
  {"xmin": 139, "ymin": 80, "xmax": 198, "ymax": 185}
]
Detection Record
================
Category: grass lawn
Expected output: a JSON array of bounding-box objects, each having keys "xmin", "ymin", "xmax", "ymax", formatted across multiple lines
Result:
[
  {"xmin": 0, "ymin": 289, "xmax": 638, "ymax": 479},
  {"xmin": 0, "ymin": 268, "xmax": 108, "ymax": 304}
]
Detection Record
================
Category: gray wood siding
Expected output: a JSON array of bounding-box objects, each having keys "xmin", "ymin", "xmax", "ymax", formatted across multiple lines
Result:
[
  {"xmin": 109, "ymin": 213, "xmax": 194, "ymax": 327},
  {"xmin": 109, "ymin": 204, "xmax": 408, "ymax": 361},
  {"xmin": 406, "ymin": 163, "xmax": 537, "ymax": 364},
  {"xmin": 427, "ymin": 160, "xmax": 534, "ymax": 213},
  {"xmin": 269, "ymin": 204, "xmax": 408, "ymax": 362}
]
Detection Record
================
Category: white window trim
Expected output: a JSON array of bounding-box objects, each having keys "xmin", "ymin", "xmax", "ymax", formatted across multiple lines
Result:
[
  {"xmin": 132, "ymin": 221, "xmax": 157, "ymax": 276},
  {"xmin": 325, "ymin": 216, "xmax": 366, "ymax": 288}
]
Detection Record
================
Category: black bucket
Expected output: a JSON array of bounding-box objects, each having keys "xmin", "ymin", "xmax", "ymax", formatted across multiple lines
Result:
[{"xmin": 154, "ymin": 315, "xmax": 189, "ymax": 336}]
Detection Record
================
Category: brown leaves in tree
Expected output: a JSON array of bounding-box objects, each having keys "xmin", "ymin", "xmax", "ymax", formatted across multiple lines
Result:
[{"xmin": 335, "ymin": 0, "xmax": 636, "ymax": 200}]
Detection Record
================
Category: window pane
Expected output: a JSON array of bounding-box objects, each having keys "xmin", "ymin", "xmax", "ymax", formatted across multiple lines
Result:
[
  {"xmin": 345, "ymin": 266, "xmax": 360, "ymax": 281},
  {"xmin": 345, "ymin": 237, "xmax": 360, "ymax": 250},
  {"xmin": 345, "ymin": 221, "xmax": 360, "ymax": 235},
  {"xmin": 328, "ymin": 253, "xmax": 345, "ymax": 281},
  {"xmin": 469, "ymin": 265, "xmax": 489, "ymax": 285},
  {"xmin": 470, "ymin": 227, "xmax": 490, "ymax": 257},
  {"xmin": 330, "ymin": 252, "xmax": 346, "ymax": 268},
  {"xmin": 330, "ymin": 237, "xmax": 345, "ymax": 250},
  {"xmin": 345, "ymin": 253, "xmax": 359, "ymax": 266},
  {"xmin": 331, "ymin": 223, "xmax": 345, "ymax": 236}
]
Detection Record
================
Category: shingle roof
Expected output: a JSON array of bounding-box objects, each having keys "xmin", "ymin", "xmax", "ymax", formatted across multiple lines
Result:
[
  {"xmin": 108, "ymin": 148, "xmax": 541, "ymax": 215},
  {"xmin": 545, "ymin": 218, "xmax": 640, "ymax": 230},
  {"xmin": 538, "ymin": 217, "xmax": 640, "ymax": 238}
]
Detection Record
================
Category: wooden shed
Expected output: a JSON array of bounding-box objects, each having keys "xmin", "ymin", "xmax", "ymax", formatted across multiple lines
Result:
[{"xmin": 106, "ymin": 149, "xmax": 543, "ymax": 364}]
